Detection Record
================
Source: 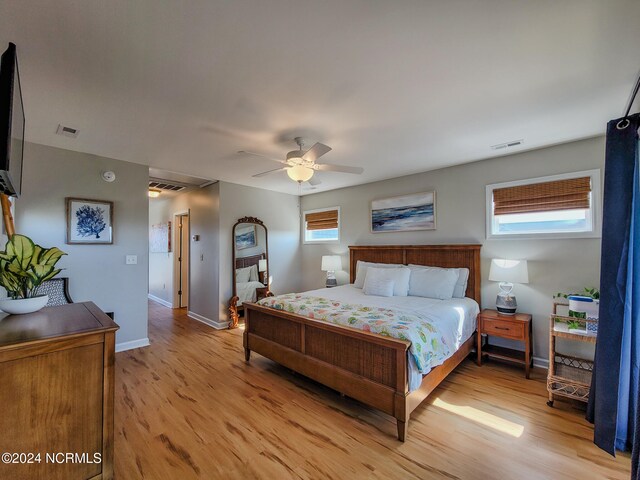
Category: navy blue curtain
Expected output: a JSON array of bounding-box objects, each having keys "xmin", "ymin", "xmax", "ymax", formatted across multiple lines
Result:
[{"xmin": 587, "ymin": 112, "xmax": 640, "ymax": 457}]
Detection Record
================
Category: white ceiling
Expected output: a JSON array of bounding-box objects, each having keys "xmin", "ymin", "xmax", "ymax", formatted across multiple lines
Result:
[{"xmin": 1, "ymin": 1, "xmax": 639, "ymax": 195}]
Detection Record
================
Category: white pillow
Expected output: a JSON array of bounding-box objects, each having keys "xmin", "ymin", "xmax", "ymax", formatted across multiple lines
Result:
[
  {"xmin": 236, "ymin": 266, "xmax": 251, "ymax": 283},
  {"xmin": 363, "ymin": 268, "xmax": 396, "ymax": 297},
  {"xmin": 363, "ymin": 267, "xmax": 411, "ymax": 296},
  {"xmin": 354, "ymin": 261, "xmax": 403, "ymax": 288},
  {"xmin": 409, "ymin": 264, "xmax": 469, "ymax": 298},
  {"xmin": 408, "ymin": 267, "xmax": 458, "ymax": 300},
  {"xmin": 453, "ymin": 268, "xmax": 469, "ymax": 298},
  {"xmin": 248, "ymin": 264, "xmax": 259, "ymax": 282}
]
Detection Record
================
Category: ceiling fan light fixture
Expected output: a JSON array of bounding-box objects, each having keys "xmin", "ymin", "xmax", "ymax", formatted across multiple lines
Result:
[
  {"xmin": 148, "ymin": 189, "xmax": 161, "ymax": 198},
  {"xmin": 287, "ymin": 165, "xmax": 314, "ymax": 183}
]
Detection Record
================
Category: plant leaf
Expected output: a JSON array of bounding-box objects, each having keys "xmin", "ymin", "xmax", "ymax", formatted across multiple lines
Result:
[
  {"xmin": 38, "ymin": 247, "xmax": 66, "ymax": 266},
  {"xmin": 39, "ymin": 268, "xmax": 62, "ymax": 283},
  {"xmin": 29, "ymin": 245, "xmax": 43, "ymax": 266},
  {"xmin": 8, "ymin": 234, "xmax": 36, "ymax": 270}
]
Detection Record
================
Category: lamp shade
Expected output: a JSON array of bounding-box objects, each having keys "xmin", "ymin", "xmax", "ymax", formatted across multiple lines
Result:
[
  {"xmin": 321, "ymin": 255, "xmax": 341, "ymax": 271},
  {"xmin": 488, "ymin": 259, "xmax": 529, "ymax": 284},
  {"xmin": 258, "ymin": 259, "xmax": 267, "ymax": 272},
  {"xmin": 287, "ymin": 165, "xmax": 314, "ymax": 183}
]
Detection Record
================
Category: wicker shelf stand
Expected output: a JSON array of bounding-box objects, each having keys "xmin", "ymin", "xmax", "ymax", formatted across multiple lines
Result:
[{"xmin": 547, "ymin": 303, "xmax": 597, "ymax": 407}]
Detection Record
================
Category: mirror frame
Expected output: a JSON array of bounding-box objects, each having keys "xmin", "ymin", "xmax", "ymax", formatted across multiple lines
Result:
[{"xmin": 229, "ymin": 216, "xmax": 271, "ymax": 329}]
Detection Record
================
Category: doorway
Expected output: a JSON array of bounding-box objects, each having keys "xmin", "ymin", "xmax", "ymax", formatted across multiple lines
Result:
[{"xmin": 173, "ymin": 212, "xmax": 190, "ymax": 308}]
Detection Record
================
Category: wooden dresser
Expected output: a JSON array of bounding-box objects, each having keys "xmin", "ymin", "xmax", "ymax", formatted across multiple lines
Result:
[{"xmin": 0, "ymin": 302, "xmax": 119, "ymax": 480}]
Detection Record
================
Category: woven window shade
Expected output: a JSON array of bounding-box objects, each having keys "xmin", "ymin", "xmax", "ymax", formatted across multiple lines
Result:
[
  {"xmin": 305, "ymin": 209, "xmax": 338, "ymax": 230},
  {"xmin": 493, "ymin": 177, "xmax": 591, "ymax": 215}
]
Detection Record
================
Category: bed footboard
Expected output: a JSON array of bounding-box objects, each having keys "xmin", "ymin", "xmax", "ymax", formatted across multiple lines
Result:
[{"xmin": 243, "ymin": 303, "xmax": 411, "ymax": 438}]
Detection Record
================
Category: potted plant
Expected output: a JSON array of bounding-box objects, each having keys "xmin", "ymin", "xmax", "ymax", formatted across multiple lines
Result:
[
  {"xmin": 554, "ymin": 287, "xmax": 599, "ymax": 334},
  {"xmin": 0, "ymin": 234, "xmax": 66, "ymax": 314}
]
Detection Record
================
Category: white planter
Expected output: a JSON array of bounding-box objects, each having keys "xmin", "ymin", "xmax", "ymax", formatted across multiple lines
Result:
[
  {"xmin": 0, "ymin": 295, "xmax": 49, "ymax": 315},
  {"xmin": 568, "ymin": 295, "xmax": 599, "ymax": 320}
]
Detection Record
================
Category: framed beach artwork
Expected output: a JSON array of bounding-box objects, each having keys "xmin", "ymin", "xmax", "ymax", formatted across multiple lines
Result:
[
  {"xmin": 371, "ymin": 191, "xmax": 436, "ymax": 233},
  {"xmin": 66, "ymin": 198, "xmax": 114, "ymax": 244},
  {"xmin": 235, "ymin": 224, "xmax": 257, "ymax": 250}
]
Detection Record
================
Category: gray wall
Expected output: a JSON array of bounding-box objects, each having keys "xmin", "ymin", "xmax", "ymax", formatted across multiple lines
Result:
[
  {"xmin": 218, "ymin": 181, "xmax": 301, "ymax": 322},
  {"xmin": 148, "ymin": 183, "xmax": 220, "ymax": 324},
  {"xmin": 16, "ymin": 142, "xmax": 149, "ymax": 348},
  {"xmin": 148, "ymin": 181, "xmax": 299, "ymax": 326},
  {"xmin": 300, "ymin": 136, "xmax": 605, "ymax": 363}
]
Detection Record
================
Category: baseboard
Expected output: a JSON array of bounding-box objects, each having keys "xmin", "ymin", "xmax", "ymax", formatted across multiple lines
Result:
[
  {"xmin": 187, "ymin": 310, "xmax": 228, "ymax": 330},
  {"xmin": 533, "ymin": 356, "xmax": 549, "ymax": 369},
  {"xmin": 116, "ymin": 337, "xmax": 151, "ymax": 353},
  {"xmin": 147, "ymin": 294, "xmax": 173, "ymax": 308}
]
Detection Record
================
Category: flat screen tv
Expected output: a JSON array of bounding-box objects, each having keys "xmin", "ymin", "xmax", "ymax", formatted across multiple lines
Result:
[{"xmin": 0, "ymin": 42, "xmax": 24, "ymax": 197}]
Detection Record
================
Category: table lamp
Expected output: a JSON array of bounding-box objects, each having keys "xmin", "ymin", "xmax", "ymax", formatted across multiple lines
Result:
[
  {"xmin": 258, "ymin": 259, "xmax": 267, "ymax": 285},
  {"xmin": 321, "ymin": 255, "xmax": 341, "ymax": 288},
  {"xmin": 488, "ymin": 259, "xmax": 529, "ymax": 315}
]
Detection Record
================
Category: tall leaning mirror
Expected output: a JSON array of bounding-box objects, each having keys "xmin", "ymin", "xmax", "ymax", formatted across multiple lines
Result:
[{"xmin": 229, "ymin": 216, "xmax": 271, "ymax": 328}]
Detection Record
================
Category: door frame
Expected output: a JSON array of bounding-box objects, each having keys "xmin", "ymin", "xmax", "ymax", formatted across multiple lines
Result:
[{"xmin": 172, "ymin": 210, "xmax": 190, "ymax": 308}]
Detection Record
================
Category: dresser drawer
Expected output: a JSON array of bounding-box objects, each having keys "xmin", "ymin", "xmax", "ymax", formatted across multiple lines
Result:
[{"xmin": 482, "ymin": 317, "xmax": 524, "ymax": 340}]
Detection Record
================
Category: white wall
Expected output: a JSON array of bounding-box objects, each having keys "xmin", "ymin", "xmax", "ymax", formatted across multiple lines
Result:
[
  {"xmin": 16, "ymin": 142, "xmax": 149, "ymax": 349},
  {"xmin": 300, "ymin": 136, "xmax": 605, "ymax": 363},
  {"xmin": 218, "ymin": 181, "xmax": 301, "ymax": 322}
]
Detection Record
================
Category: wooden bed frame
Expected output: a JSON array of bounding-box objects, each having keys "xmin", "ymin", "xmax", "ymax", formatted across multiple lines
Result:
[{"xmin": 243, "ymin": 244, "xmax": 481, "ymax": 441}]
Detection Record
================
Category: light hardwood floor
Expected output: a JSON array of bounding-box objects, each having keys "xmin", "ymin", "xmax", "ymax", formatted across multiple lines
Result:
[{"xmin": 114, "ymin": 301, "xmax": 630, "ymax": 479}]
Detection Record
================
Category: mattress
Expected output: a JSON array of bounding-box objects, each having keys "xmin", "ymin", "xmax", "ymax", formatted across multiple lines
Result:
[{"xmin": 299, "ymin": 285, "xmax": 479, "ymax": 391}]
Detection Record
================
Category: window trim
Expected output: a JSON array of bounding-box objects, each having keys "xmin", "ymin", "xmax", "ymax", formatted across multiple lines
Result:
[
  {"xmin": 303, "ymin": 206, "xmax": 341, "ymax": 244},
  {"xmin": 486, "ymin": 169, "xmax": 601, "ymax": 240}
]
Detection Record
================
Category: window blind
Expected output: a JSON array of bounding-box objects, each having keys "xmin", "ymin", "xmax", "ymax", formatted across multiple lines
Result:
[
  {"xmin": 305, "ymin": 209, "xmax": 338, "ymax": 230},
  {"xmin": 493, "ymin": 176, "xmax": 591, "ymax": 215}
]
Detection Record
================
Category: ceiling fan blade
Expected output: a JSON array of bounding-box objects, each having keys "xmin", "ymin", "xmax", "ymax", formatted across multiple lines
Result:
[
  {"xmin": 252, "ymin": 167, "xmax": 288, "ymax": 178},
  {"xmin": 302, "ymin": 143, "xmax": 332, "ymax": 162},
  {"xmin": 238, "ymin": 150, "xmax": 287, "ymax": 164},
  {"xmin": 315, "ymin": 163, "xmax": 364, "ymax": 175},
  {"xmin": 308, "ymin": 175, "xmax": 322, "ymax": 186}
]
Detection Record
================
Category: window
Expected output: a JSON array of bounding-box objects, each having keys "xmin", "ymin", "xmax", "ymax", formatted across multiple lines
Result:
[
  {"xmin": 303, "ymin": 207, "xmax": 340, "ymax": 243},
  {"xmin": 486, "ymin": 169, "xmax": 601, "ymax": 239}
]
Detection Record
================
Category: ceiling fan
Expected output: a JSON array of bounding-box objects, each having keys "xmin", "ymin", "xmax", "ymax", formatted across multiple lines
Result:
[{"xmin": 239, "ymin": 137, "xmax": 364, "ymax": 185}]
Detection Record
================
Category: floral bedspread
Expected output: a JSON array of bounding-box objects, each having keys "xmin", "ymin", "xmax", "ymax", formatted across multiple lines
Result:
[{"xmin": 257, "ymin": 293, "xmax": 453, "ymax": 373}]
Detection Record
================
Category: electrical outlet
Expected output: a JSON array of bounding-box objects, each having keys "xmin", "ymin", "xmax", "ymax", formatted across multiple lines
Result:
[
  {"xmin": 126, "ymin": 255, "xmax": 138, "ymax": 265},
  {"xmin": 200, "ymin": 254, "xmax": 204, "ymax": 261}
]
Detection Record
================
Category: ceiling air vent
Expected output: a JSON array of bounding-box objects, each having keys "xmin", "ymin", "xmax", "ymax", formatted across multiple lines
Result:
[
  {"xmin": 56, "ymin": 124, "xmax": 79, "ymax": 138},
  {"xmin": 491, "ymin": 139, "xmax": 523, "ymax": 151},
  {"xmin": 148, "ymin": 180, "xmax": 186, "ymax": 192}
]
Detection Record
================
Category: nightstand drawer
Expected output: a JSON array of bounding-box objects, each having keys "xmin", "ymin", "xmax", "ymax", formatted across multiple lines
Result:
[{"xmin": 482, "ymin": 318, "xmax": 524, "ymax": 340}]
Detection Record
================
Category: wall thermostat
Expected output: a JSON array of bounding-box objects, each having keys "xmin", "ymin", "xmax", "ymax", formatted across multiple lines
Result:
[
  {"xmin": 102, "ymin": 171, "xmax": 116, "ymax": 182},
  {"xmin": 192, "ymin": 235, "xmax": 200, "ymax": 242}
]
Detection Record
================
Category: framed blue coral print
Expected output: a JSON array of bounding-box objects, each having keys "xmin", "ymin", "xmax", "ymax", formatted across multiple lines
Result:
[{"xmin": 66, "ymin": 198, "xmax": 113, "ymax": 244}]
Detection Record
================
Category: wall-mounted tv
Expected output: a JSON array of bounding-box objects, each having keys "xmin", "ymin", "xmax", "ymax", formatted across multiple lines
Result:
[{"xmin": 0, "ymin": 42, "xmax": 24, "ymax": 197}]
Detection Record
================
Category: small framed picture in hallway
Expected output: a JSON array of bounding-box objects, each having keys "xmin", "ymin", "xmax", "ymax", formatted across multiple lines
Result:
[{"xmin": 66, "ymin": 198, "xmax": 114, "ymax": 244}]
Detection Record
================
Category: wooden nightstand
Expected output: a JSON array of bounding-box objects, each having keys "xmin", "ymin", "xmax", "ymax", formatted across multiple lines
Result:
[{"xmin": 476, "ymin": 309, "xmax": 533, "ymax": 378}]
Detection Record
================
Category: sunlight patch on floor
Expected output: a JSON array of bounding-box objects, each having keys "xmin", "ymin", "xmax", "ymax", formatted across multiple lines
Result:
[{"xmin": 432, "ymin": 397, "xmax": 525, "ymax": 438}]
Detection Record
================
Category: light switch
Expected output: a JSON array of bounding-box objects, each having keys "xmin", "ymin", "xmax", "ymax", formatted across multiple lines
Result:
[{"xmin": 126, "ymin": 255, "xmax": 138, "ymax": 265}]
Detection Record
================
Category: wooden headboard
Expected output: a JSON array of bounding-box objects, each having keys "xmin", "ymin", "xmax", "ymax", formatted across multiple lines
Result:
[
  {"xmin": 349, "ymin": 245, "xmax": 482, "ymax": 305},
  {"xmin": 235, "ymin": 253, "xmax": 264, "ymax": 270}
]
